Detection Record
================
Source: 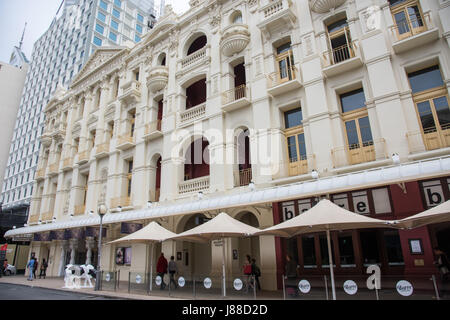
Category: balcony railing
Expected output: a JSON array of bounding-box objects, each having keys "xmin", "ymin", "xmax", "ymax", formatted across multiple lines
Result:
[
  {"xmin": 323, "ymin": 42, "xmax": 357, "ymax": 67},
  {"xmin": 48, "ymin": 163, "xmax": 59, "ymax": 175},
  {"xmin": 78, "ymin": 150, "xmax": 89, "ymax": 163},
  {"xmin": 407, "ymin": 126, "xmax": 450, "ymax": 154},
  {"xmin": 117, "ymin": 135, "xmax": 135, "ymax": 146},
  {"xmin": 239, "ymin": 168, "xmax": 252, "ymax": 187},
  {"xmin": 96, "ymin": 143, "xmax": 110, "ymax": 155},
  {"xmin": 111, "ymin": 196, "xmax": 132, "ymax": 208},
  {"xmin": 35, "ymin": 168, "xmax": 46, "ymax": 179},
  {"xmin": 180, "ymin": 103, "xmax": 206, "ymax": 125},
  {"xmin": 222, "ymin": 85, "xmax": 249, "ymax": 105},
  {"xmin": 263, "ymin": 0, "xmax": 285, "ymax": 19},
  {"xmin": 267, "ymin": 65, "xmax": 299, "ymax": 88},
  {"xmin": 179, "ymin": 176, "xmax": 210, "ymax": 195},
  {"xmin": 29, "ymin": 215, "xmax": 40, "ymax": 224},
  {"xmin": 331, "ymin": 139, "xmax": 387, "ymax": 168},
  {"xmin": 119, "ymin": 80, "xmax": 142, "ymax": 105},
  {"xmin": 145, "ymin": 120, "xmax": 162, "ymax": 135},
  {"xmin": 181, "ymin": 46, "xmax": 207, "ymax": 69},
  {"xmin": 62, "ymin": 157, "xmax": 73, "ymax": 169},
  {"xmin": 41, "ymin": 212, "xmax": 53, "ymax": 221},
  {"xmin": 74, "ymin": 205, "xmax": 86, "ymax": 216},
  {"xmin": 390, "ymin": 12, "xmax": 432, "ymax": 42}
]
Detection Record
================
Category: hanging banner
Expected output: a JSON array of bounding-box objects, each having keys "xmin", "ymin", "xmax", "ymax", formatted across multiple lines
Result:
[{"xmin": 120, "ymin": 222, "xmax": 143, "ymax": 234}]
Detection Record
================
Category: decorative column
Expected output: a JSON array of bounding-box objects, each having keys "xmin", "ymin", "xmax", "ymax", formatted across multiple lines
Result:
[
  {"xmin": 69, "ymin": 239, "xmax": 78, "ymax": 265},
  {"xmin": 85, "ymin": 237, "xmax": 95, "ymax": 265},
  {"xmin": 58, "ymin": 240, "xmax": 69, "ymax": 277}
]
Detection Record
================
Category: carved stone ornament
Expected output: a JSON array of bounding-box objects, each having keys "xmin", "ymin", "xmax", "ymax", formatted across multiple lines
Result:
[{"xmin": 309, "ymin": 0, "xmax": 346, "ymax": 14}]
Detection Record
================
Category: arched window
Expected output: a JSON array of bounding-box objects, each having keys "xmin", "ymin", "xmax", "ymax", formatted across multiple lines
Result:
[
  {"xmin": 187, "ymin": 35, "xmax": 207, "ymax": 56},
  {"xmin": 232, "ymin": 11, "xmax": 243, "ymax": 24},
  {"xmin": 184, "ymin": 138, "xmax": 210, "ymax": 180}
]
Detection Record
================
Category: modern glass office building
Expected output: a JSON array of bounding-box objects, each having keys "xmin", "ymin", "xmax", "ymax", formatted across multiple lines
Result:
[{"xmin": 0, "ymin": 0, "xmax": 156, "ymax": 225}]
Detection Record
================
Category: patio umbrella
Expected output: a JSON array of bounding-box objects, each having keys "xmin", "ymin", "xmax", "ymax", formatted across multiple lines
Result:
[
  {"xmin": 166, "ymin": 212, "xmax": 261, "ymax": 297},
  {"xmin": 255, "ymin": 199, "xmax": 395, "ymax": 300},
  {"xmin": 395, "ymin": 200, "xmax": 450, "ymax": 229},
  {"xmin": 107, "ymin": 221, "xmax": 176, "ymax": 291}
]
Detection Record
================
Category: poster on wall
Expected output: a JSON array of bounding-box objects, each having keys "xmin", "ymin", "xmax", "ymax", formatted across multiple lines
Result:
[
  {"xmin": 116, "ymin": 248, "xmax": 125, "ymax": 265},
  {"xmin": 124, "ymin": 247, "xmax": 132, "ymax": 265},
  {"xmin": 409, "ymin": 239, "xmax": 423, "ymax": 255},
  {"xmin": 120, "ymin": 223, "xmax": 143, "ymax": 234}
]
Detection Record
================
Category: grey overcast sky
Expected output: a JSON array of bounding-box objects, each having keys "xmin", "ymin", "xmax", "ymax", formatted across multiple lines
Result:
[{"xmin": 0, "ymin": 0, "xmax": 190, "ymax": 63}]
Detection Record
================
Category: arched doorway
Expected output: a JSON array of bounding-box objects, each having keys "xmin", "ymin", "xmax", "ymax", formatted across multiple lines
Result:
[
  {"xmin": 231, "ymin": 212, "xmax": 260, "ymax": 277},
  {"xmin": 176, "ymin": 214, "xmax": 212, "ymax": 277},
  {"xmin": 184, "ymin": 138, "xmax": 210, "ymax": 181}
]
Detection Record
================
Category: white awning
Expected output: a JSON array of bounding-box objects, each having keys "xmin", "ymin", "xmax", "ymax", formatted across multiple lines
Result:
[{"xmin": 5, "ymin": 156, "xmax": 450, "ymax": 238}]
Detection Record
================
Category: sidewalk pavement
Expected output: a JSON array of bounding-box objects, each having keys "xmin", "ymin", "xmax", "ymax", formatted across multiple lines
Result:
[{"xmin": 0, "ymin": 275, "xmax": 179, "ymax": 300}]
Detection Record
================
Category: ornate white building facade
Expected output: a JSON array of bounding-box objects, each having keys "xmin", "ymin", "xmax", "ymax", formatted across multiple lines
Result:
[{"xmin": 6, "ymin": 0, "xmax": 450, "ymax": 291}]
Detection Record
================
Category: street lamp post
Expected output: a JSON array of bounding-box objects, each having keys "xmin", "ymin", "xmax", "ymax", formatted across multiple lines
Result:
[{"xmin": 95, "ymin": 204, "xmax": 107, "ymax": 291}]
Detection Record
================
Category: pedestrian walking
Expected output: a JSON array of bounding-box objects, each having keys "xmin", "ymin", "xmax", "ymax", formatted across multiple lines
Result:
[
  {"xmin": 27, "ymin": 256, "xmax": 35, "ymax": 281},
  {"xmin": 39, "ymin": 259, "xmax": 48, "ymax": 279},
  {"xmin": 168, "ymin": 256, "xmax": 178, "ymax": 289},
  {"xmin": 156, "ymin": 252, "xmax": 168, "ymax": 290},
  {"xmin": 434, "ymin": 247, "xmax": 450, "ymax": 297},
  {"xmin": 33, "ymin": 257, "xmax": 38, "ymax": 279},
  {"xmin": 243, "ymin": 254, "xmax": 253, "ymax": 293},
  {"xmin": 251, "ymin": 258, "xmax": 261, "ymax": 291}
]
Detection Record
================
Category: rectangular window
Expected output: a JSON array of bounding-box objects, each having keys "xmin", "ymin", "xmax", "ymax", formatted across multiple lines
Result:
[
  {"xmin": 302, "ymin": 236, "xmax": 316, "ymax": 267},
  {"xmin": 111, "ymin": 19, "xmax": 119, "ymax": 30},
  {"xmin": 114, "ymin": 0, "xmax": 122, "ymax": 8},
  {"xmin": 338, "ymin": 234, "xmax": 355, "ymax": 266},
  {"xmin": 340, "ymin": 88, "xmax": 366, "ymax": 113},
  {"xmin": 137, "ymin": 14, "xmax": 144, "ymax": 23},
  {"xmin": 97, "ymin": 12, "xmax": 106, "ymax": 23},
  {"xmin": 284, "ymin": 108, "xmax": 303, "ymax": 129},
  {"xmin": 109, "ymin": 31, "xmax": 117, "ymax": 42},
  {"xmin": 135, "ymin": 35, "xmax": 141, "ymax": 42},
  {"xmin": 136, "ymin": 24, "xmax": 143, "ymax": 34},
  {"xmin": 95, "ymin": 23, "xmax": 104, "ymax": 35},
  {"xmin": 408, "ymin": 66, "xmax": 444, "ymax": 94},
  {"xmin": 99, "ymin": 0, "xmax": 108, "ymax": 10},
  {"xmin": 384, "ymin": 231, "xmax": 404, "ymax": 265},
  {"xmin": 113, "ymin": 8, "xmax": 120, "ymax": 19},
  {"xmin": 93, "ymin": 36, "xmax": 102, "ymax": 46}
]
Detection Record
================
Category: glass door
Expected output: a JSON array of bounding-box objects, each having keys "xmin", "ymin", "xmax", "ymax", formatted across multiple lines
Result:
[
  {"xmin": 344, "ymin": 115, "xmax": 375, "ymax": 165},
  {"xmin": 391, "ymin": 1, "xmax": 426, "ymax": 40},
  {"xmin": 416, "ymin": 93, "xmax": 450, "ymax": 150},
  {"xmin": 327, "ymin": 19, "xmax": 353, "ymax": 65},
  {"xmin": 286, "ymin": 132, "xmax": 308, "ymax": 176},
  {"xmin": 276, "ymin": 43, "xmax": 295, "ymax": 84}
]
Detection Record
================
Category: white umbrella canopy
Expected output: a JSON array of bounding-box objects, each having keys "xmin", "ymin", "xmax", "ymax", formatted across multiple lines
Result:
[
  {"xmin": 255, "ymin": 199, "xmax": 394, "ymax": 237},
  {"xmin": 106, "ymin": 221, "xmax": 177, "ymax": 245},
  {"xmin": 395, "ymin": 200, "xmax": 450, "ymax": 229},
  {"xmin": 166, "ymin": 212, "xmax": 261, "ymax": 297},
  {"xmin": 255, "ymin": 199, "xmax": 395, "ymax": 300},
  {"xmin": 167, "ymin": 212, "xmax": 261, "ymax": 242},
  {"xmin": 106, "ymin": 221, "xmax": 176, "ymax": 292}
]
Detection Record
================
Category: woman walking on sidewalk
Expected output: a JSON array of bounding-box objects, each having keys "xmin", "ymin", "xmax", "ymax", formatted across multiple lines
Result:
[{"xmin": 39, "ymin": 259, "xmax": 48, "ymax": 279}]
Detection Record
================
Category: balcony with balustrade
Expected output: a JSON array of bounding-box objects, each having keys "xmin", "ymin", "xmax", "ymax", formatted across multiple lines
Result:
[
  {"xmin": 143, "ymin": 120, "xmax": 163, "ymax": 141},
  {"xmin": 222, "ymin": 85, "xmax": 251, "ymax": 112},
  {"xmin": 220, "ymin": 24, "xmax": 250, "ymax": 57},
  {"xmin": 62, "ymin": 157, "xmax": 74, "ymax": 171},
  {"xmin": 77, "ymin": 150, "xmax": 90, "ymax": 164},
  {"xmin": 267, "ymin": 65, "xmax": 303, "ymax": 96},
  {"xmin": 406, "ymin": 127, "xmax": 450, "ymax": 160},
  {"xmin": 389, "ymin": 12, "xmax": 438, "ymax": 54},
  {"xmin": 111, "ymin": 196, "xmax": 132, "ymax": 209},
  {"xmin": 95, "ymin": 142, "xmax": 110, "ymax": 159},
  {"xmin": 119, "ymin": 80, "xmax": 142, "ymax": 105},
  {"xmin": 331, "ymin": 139, "xmax": 390, "ymax": 173},
  {"xmin": 237, "ymin": 168, "xmax": 252, "ymax": 187},
  {"xmin": 74, "ymin": 205, "xmax": 86, "ymax": 216},
  {"xmin": 321, "ymin": 41, "xmax": 363, "ymax": 77},
  {"xmin": 147, "ymin": 66, "xmax": 169, "ymax": 93},
  {"xmin": 178, "ymin": 46, "xmax": 210, "ymax": 75},
  {"xmin": 179, "ymin": 103, "xmax": 206, "ymax": 128},
  {"xmin": 179, "ymin": 176, "xmax": 210, "ymax": 195},
  {"xmin": 41, "ymin": 212, "xmax": 54, "ymax": 222},
  {"xmin": 48, "ymin": 163, "xmax": 59, "ymax": 176},
  {"xmin": 35, "ymin": 167, "xmax": 46, "ymax": 180},
  {"xmin": 28, "ymin": 215, "xmax": 40, "ymax": 225},
  {"xmin": 257, "ymin": 0, "xmax": 296, "ymax": 35},
  {"xmin": 116, "ymin": 135, "xmax": 135, "ymax": 151}
]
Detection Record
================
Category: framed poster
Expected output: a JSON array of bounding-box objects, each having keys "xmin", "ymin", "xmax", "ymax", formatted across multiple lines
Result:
[
  {"xmin": 124, "ymin": 247, "xmax": 132, "ymax": 265},
  {"xmin": 177, "ymin": 252, "xmax": 182, "ymax": 261},
  {"xmin": 115, "ymin": 248, "xmax": 125, "ymax": 265},
  {"xmin": 409, "ymin": 239, "xmax": 423, "ymax": 255}
]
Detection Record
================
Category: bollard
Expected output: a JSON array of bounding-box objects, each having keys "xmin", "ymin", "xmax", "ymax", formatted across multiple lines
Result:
[
  {"xmin": 324, "ymin": 275, "xmax": 329, "ymax": 301},
  {"xmin": 282, "ymin": 275, "xmax": 286, "ymax": 300},
  {"xmin": 128, "ymin": 272, "xmax": 131, "ymax": 293},
  {"xmin": 431, "ymin": 275, "xmax": 440, "ymax": 301}
]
